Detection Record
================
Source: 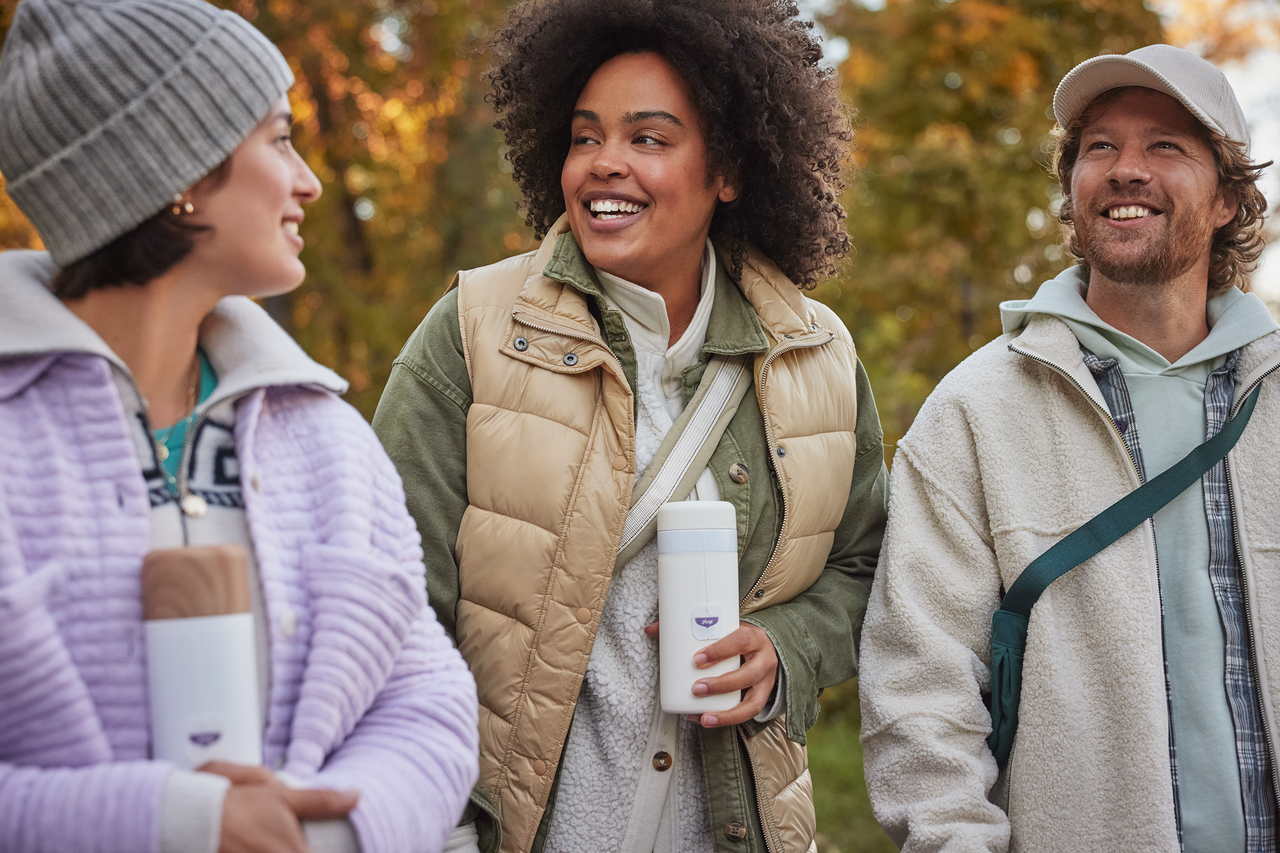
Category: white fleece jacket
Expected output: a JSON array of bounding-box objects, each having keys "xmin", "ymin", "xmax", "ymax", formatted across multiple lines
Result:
[{"xmin": 859, "ymin": 309, "xmax": 1280, "ymax": 852}]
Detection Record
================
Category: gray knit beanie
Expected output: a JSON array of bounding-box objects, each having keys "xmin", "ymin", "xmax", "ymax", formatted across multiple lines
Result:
[{"xmin": 0, "ymin": 0, "xmax": 294, "ymax": 267}]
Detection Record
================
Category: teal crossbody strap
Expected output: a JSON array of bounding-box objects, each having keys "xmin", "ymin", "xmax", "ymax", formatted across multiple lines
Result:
[{"xmin": 987, "ymin": 383, "xmax": 1263, "ymax": 768}]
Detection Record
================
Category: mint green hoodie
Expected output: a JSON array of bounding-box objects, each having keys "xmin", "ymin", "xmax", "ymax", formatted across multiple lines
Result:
[{"xmin": 1001, "ymin": 266, "xmax": 1279, "ymax": 853}]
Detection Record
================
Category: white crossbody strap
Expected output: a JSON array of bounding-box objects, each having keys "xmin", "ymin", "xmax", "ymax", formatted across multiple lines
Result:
[{"xmin": 615, "ymin": 355, "xmax": 753, "ymax": 568}]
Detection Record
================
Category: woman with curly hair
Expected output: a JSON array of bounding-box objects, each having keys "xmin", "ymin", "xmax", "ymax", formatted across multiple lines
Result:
[{"xmin": 374, "ymin": 2, "xmax": 887, "ymax": 851}]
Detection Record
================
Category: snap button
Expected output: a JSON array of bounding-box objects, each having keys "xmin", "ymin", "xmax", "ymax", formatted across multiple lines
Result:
[
  {"xmin": 783, "ymin": 334, "xmax": 794, "ymax": 339},
  {"xmin": 612, "ymin": 454, "xmax": 628, "ymax": 471},
  {"xmin": 514, "ymin": 337, "xmax": 529, "ymax": 351},
  {"xmin": 652, "ymin": 752, "xmax": 672, "ymax": 771},
  {"xmin": 563, "ymin": 352, "xmax": 578, "ymax": 366},
  {"xmin": 729, "ymin": 462, "xmax": 749, "ymax": 484},
  {"xmin": 810, "ymin": 322, "xmax": 818, "ymax": 331},
  {"xmin": 775, "ymin": 446, "xmax": 786, "ymax": 458},
  {"xmin": 181, "ymin": 494, "xmax": 208, "ymax": 518},
  {"xmin": 575, "ymin": 607, "xmax": 591, "ymax": 624},
  {"xmin": 251, "ymin": 472, "xmax": 262, "ymax": 492},
  {"xmin": 725, "ymin": 821, "xmax": 748, "ymax": 842},
  {"xmin": 754, "ymin": 589, "xmax": 764, "ymax": 599},
  {"xmin": 532, "ymin": 759, "xmax": 547, "ymax": 776},
  {"xmin": 279, "ymin": 606, "xmax": 298, "ymax": 637}
]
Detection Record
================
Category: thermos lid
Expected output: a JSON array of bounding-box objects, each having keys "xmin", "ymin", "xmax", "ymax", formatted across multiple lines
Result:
[{"xmin": 657, "ymin": 500, "xmax": 736, "ymax": 531}]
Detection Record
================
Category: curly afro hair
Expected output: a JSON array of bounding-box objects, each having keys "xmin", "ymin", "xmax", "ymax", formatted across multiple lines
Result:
[{"xmin": 487, "ymin": 0, "xmax": 854, "ymax": 288}]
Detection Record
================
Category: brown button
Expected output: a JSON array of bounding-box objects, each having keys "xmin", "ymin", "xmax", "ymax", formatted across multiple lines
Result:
[
  {"xmin": 612, "ymin": 454, "xmax": 628, "ymax": 471},
  {"xmin": 728, "ymin": 462, "xmax": 749, "ymax": 484},
  {"xmin": 575, "ymin": 607, "xmax": 592, "ymax": 624},
  {"xmin": 532, "ymin": 759, "xmax": 547, "ymax": 776},
  {"xmin": 652, "ymin": 751, "xmax": 672, "ymax": 771},
  {"xmin": 724, "ymin": 821, "xmax": 748, "ymax": 842}
]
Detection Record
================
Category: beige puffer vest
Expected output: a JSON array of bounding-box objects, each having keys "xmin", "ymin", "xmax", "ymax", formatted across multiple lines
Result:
[{"xmin": 454, "ymin": 219, "xmax": 859, "ymax": 853}]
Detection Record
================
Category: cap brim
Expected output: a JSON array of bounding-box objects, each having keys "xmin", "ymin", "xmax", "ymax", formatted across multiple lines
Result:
[{"xmin": 1053, "ymin": 54, "xmax": 1225, "ymax": 137}]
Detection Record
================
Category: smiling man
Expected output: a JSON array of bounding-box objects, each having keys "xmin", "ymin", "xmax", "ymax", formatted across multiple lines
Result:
[{"xmin": 860, "ymin": 45, "xmax": 1279, "ymax": 851}]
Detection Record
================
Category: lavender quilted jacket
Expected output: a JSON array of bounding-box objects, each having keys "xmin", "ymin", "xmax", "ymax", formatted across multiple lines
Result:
[{"xmin": 0, "ymin": 251, "xmax": 479, "ymax": 853}]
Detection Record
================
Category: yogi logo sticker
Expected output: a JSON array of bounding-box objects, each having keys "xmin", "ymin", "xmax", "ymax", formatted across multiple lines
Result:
[{"xmin": 691, "ymin": 604, "xmax": 723, "ymax": 640}]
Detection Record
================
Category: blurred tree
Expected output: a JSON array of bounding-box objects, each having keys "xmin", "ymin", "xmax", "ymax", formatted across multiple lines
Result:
[
  {"xmin": 819, "ymin": 0, "xmax": 1163, "ymax": 454},
  {"xmin": 1160, "ymin": 0, "xmax": 1280, "ymax": 62},
  {"xmin": 212, "ymin": 0, "xmax": 528, "ymax": 415},
  {"xmin": 0, "ymin": 0, "xmax": 528, "ymax": 418}
]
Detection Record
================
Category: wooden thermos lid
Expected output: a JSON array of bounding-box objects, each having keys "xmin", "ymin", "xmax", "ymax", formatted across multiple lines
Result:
[{"xmin": 142, "ymin": 545, "xmax": 252, "ymax": 620}]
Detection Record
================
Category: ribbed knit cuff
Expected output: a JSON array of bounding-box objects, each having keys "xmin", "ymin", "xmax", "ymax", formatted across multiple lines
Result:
[
  {"xmin": 443, "ymin": 821, "xmax": 481, "ymax": 853},
  {"xmin": 159, "ymin": 770, "xmax": 231, "ymax": 853}
]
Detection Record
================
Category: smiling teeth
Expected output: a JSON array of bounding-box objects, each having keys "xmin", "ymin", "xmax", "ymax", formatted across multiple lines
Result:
[
  {"xmin": 284, "ymin": 221, "xmax": 299, "ymax": 235},
  {"xmin": 1108, "ymin": 206, "xmax": 1150, "ymax": 220},
  {"xmin": 590, "ymin": 199, "xmax": 644, "ymax": 218}
]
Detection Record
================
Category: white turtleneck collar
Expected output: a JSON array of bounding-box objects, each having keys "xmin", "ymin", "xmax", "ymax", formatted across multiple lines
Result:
[{"xmin": 595, "ymin": 241, "xmax": 717, "ymax": 418}]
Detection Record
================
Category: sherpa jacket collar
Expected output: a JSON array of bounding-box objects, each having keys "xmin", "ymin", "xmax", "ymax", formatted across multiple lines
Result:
[{"xmin": 1004, "ymin": 285, "xmax": 1280, "ymax": 416}]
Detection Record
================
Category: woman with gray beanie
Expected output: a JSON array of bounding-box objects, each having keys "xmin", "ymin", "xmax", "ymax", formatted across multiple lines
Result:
[{"xmin": 0, "ymin": 2, "xmax": 478, "ymax": 852}]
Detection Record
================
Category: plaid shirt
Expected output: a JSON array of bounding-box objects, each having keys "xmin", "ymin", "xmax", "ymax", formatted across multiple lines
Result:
[{"xmin": 1083, "ymin": 346, "xmax": 1277, "ymax": 853}]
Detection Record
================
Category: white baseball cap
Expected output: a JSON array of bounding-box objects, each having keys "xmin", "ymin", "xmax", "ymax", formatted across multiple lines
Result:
[{"xmin": 1054, "ymin": 44, "xmax": 1250, "ymax": 148}]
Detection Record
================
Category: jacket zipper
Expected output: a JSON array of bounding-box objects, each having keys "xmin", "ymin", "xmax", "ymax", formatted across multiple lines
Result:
[
  {"xmin": 741, "ymin": 330, "xmax": 835, "ymax": 606},
  {"xmin": 737, "ymin": 329, "xmax": 833, "ymax": 853},
  {"xmin": 752, "ymin": 754, "xmax": 780, "ymax": 853},
  {"xmin": 1007, "ymin": 343, "xmax": 1140, "ymax": 475},
  {"xmin": 1007, "ymin": 342, "xmax": 1183, "ymax": 832},
  {"xmin": 1223, "ymin": 363, "xmax": 1280, "ymax": 811}
]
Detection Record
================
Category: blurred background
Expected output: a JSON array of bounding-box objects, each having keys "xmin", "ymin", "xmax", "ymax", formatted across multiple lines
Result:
[{"xmin": 1, "ymin": 0, "xmax": 1276, "ymax": 848}]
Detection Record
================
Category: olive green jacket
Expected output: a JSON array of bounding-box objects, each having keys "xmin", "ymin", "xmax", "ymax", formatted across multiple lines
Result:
[{"xmin": 373, "ymin": 229, "xmax": 886, "ymax": 853}]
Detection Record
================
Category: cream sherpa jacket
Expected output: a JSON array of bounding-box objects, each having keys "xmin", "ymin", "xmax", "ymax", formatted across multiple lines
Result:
[{"xmin": 859, "ymin": 312, "xmax": 1280, "ymax": 852}]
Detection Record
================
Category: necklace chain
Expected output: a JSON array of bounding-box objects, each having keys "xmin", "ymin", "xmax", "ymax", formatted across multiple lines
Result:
[{"xmin": 154, "ymin": 354, "xmax": 202, "ymax": 461}]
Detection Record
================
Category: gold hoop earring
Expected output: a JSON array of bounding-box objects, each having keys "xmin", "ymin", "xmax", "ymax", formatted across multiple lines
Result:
[{"xmin": 171, "ymin": 193, "xmax": 194, "ymax": 216}]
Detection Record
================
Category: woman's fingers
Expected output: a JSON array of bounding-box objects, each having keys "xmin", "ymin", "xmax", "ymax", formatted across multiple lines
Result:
[
  {"xmin": 198, "ymin": 760, "xmax": 275, "ymax": 786},
  {"xmin": 693, "ymin": 623, "xmax": 774, "ymax": 668},
  {"xmin": 684, "ymin": 623, "xmax": 779, "ymax": 728},
  {"xmin": 694, "ymin": 677, "xmax": 777, "ymax": 728},
  {"xmin": 693, "ymin": 649, "xmax": 775, "ymax": 697}
]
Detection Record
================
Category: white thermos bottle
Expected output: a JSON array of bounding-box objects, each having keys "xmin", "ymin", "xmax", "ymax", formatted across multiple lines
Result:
[
  {"xmin": 658, "ymin": 500, "xmax": 741, "ymax": 714},
  {"xmin": 142, "ymin": 545, "xmax": 262, "ymax": 769}
]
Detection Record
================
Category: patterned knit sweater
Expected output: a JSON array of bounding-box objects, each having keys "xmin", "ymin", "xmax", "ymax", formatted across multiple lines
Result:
[{"xmin": 0, "ymin": 251, "xmax": 479, "ymax": 853}]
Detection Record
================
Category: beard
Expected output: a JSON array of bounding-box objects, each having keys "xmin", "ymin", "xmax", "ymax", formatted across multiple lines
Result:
[{"xmin": 1072, "ymin": 194, "xmax": 1215, "ymax": 288}]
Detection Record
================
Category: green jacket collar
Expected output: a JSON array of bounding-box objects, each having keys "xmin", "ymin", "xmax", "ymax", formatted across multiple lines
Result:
[{"xmin": 539, "ymin": 222, "xmax": 771, "ymax": 359}]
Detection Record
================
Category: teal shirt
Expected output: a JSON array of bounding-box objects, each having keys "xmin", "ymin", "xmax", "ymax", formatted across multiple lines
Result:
[
  {"xmin": 1003, "ymin": 269, "xmax": 1279, "ymax": 853},
  {"xmin": 153, "ymin": 349, "xmax": 217, "ymax": 489}
]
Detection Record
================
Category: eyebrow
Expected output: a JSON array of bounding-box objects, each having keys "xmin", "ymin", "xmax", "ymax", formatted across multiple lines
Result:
[
  {"xmin": 571, "ymin": 109, "xmax": 685, "ymax": 128},
  {"xmin": 1082, "ymin": 123, "xmax": 1198, "ymax": 141}
]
